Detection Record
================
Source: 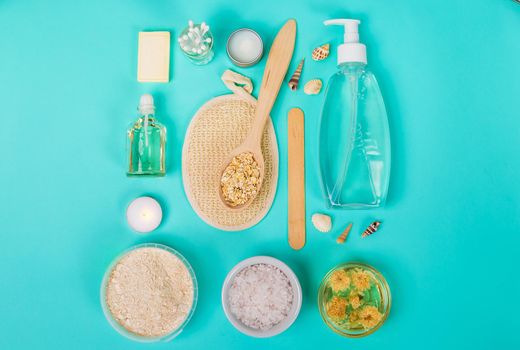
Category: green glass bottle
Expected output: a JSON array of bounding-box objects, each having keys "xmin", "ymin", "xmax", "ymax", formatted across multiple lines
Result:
[{"xmin": 127, "ymin": 94, "xmax": 166, "ymax": 176}]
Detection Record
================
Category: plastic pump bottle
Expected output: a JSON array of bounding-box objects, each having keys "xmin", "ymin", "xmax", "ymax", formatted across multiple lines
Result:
[{"xmin": 319, "ymin": 19, "xmax": 390, "ymax": 208}]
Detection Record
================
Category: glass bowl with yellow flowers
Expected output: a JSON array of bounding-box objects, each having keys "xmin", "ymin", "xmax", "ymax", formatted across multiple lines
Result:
[{"xmin": 318, "ymin": 262, "xmax": 391, "ymax": 337}]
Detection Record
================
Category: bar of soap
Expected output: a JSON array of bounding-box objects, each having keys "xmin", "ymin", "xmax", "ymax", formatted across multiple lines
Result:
[{"xmin": 137, "ymin": 32, "xmax": 170, "ymax": 83}]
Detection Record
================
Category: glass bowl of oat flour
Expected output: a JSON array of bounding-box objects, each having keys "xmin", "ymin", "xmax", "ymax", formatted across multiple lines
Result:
[
  {"xmin": 222, "ymin": 256, "xmax": 302, "ymax": 337},
  {"xmin": 100, "ymin": 243, "xmax": 198, "ymax": 342}
]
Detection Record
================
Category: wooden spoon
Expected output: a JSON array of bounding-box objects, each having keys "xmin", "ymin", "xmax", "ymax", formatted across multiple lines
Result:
[{"xmin": 218, "ymin": 19, "xmax": 297, "ymax": 209}]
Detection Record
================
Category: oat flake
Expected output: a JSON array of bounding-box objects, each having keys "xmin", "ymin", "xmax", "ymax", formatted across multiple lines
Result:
[{"xmin": 220, "ymin": 152, "xmax": 261, "ymax": 207}]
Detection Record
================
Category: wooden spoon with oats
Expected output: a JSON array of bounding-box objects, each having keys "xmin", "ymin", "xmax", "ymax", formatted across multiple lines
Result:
[{"xmin": 218, "ymin": 19, "xmax": 297, "ymax": 210}]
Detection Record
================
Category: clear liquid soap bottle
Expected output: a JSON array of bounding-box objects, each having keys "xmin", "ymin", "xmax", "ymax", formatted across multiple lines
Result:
[
  {"xmin": 319, "ymin": 19, "xmax": 390, "ymax": 208},
  {"xmin": 127, "ymin": 94, "xmax": 166, "ymax": 176}
]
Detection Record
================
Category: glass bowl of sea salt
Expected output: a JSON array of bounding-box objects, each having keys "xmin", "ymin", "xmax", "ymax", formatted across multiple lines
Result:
[
  {"xmin": 100, "ymin": 243, "xmax": 198, "ymax": 342},
  {"xmin": 221, "ymin": 256, "xmax": 302, "ymax": 337}
]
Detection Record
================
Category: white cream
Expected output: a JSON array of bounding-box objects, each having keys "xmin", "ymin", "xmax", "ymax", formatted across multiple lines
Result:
[{"xmin": 227, "ymin": 29, "xmax": 263, "ymax": 65}]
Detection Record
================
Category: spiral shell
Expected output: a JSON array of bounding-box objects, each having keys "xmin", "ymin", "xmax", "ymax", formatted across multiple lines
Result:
[
  {"xmin": 304, "ymin": 79, "xmax": 322, "ymax": 95},
  {"xmin": 312, "ymin": 213, "xmax": 332, "ymax": 233},
  {"xmin": 361, "ymin": 221, "xmax": 381, "ymax": 238},
  {"xmin": 312, "ymin": 43, "xmax": 330, "ymax": 61},
  {"xmin": 288, "ymin": 58, "xmax": 304, "ymax": 91},
  {"xmin": 336, "ymin": 223, "xmax": 353, "ymax": 244}
]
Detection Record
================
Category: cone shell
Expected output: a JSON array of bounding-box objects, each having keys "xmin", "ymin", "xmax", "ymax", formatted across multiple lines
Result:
[
  {"xmin": 288, "ymin": 59, "xmax": 304, "ymax": 91},
  {"xmin": 312, "ymin": 213, "xmax": 332, "ymax": 233},
  {"xmin": 304, "ymin": 79, "xmax": 322, "ymax": 95},
  {"xmin": 312, "ymin": 43, "xmax": 330, "ymax": 61},
  {"xmin": 336, "ymin": 223, "xmax": 353, "ymax": 244}
]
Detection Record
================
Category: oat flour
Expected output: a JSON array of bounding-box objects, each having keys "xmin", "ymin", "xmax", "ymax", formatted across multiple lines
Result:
[{"xmin": 105, "ymin": 247, "xmax": 194, "ymax": 337}]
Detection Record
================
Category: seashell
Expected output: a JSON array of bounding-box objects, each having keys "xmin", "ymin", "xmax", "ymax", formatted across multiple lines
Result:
[
  {"xmin": 336, "ymin": 223, "xmax": 353, "ymax": 244},
  {"xmin": 304, "ymin": 79, "xmax": 322, "ymax": 95},
  {"xmin": 361, "ymin": 221, "xmax": 381, "ymax": 238},
  {"xmin": 288, "ymin": 59, "xmax": 304, "ymax": 91},
  {"xmin": 312, "ymin": 213, "xmax": 332, "ymax": 233},
  {"xmin": 312, "ymin": 43, "xmax": 330, "ymax": 61}
]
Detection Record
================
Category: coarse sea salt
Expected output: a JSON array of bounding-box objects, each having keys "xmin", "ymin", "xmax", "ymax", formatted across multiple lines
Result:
[{"xmin": 228, "ymin": 263, "xmax": 294, "ymax": 330}]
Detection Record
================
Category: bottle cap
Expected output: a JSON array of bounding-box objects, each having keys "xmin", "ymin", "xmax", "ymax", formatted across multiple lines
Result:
[
  {"xmin": 324, "ymin": 19, "xmax": 367, "ymax": 65},
  {"xmin": 138, "ymin": 94, "xmax": 155, "ymax": 115}
]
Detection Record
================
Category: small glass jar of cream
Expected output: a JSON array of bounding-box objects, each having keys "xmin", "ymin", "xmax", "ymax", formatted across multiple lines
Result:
[{"xmin": 226, "ymin": 29, "xmax": 263, "ymax": 67}]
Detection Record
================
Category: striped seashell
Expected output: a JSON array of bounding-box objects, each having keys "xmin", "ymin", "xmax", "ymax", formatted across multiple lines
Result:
[
  {"xmin": 361, "ymin": 221, "xmax": 381, "ymax": 238},
  {"xmin": 288, "ymin": 59, "xmax": 304, "ymax": 91},
  {"xmin": 304, "ymin": 79, "xmax": 322, "ymax": 95},
  {"xmin": 312, "ymin": 43, "xmax": 330, "ymax": 61},
  {"xmin": 336, "ymin": 222, "xmax": 353, "ymax": 244},
  {"xmin": 312, "ymin": 213, "xmax": 332, "ymax": 233}
]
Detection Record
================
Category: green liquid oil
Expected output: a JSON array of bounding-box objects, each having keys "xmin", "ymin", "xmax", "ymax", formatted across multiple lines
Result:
[{"xmin": 127, "ymin": 115, "xmax": 166, "ymax": 176}]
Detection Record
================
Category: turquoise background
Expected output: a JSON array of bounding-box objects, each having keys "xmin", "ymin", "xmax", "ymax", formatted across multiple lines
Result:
[{"xmin": 1, "ymin": 0, "xmax": 519, "ymax": 348}]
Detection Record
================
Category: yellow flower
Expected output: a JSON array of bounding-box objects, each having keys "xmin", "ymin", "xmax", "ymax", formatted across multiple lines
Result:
[
  {"xmin": 358, "ymin": 305, "xmax": 383, "ymax": 329},
  {"xmin": 351, "ymin": 269, "xmax": 371, "ymax": 291},
  {"xmin": 326, "ymin": 296, "xmax": 348, "ymax": 321},
  {"xmin": 348, "ymin": 292, "xmax": 363, "ymax": 309},
  {"xmin": 349, "ymin": 310, "xmax": 360, "ymax": 324},
  {"xmin": 329, "ymin": 269, "xmax": 351, "ymax": 292}
]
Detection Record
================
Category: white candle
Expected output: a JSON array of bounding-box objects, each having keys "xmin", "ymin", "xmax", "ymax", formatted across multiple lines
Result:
[
  {"xmin": 227, "ymin": 29, "xmax": 263, "ymax": 67},
  {"xmin": 126, "ymin": 196, "xmax": 162, "ymax": 233}
]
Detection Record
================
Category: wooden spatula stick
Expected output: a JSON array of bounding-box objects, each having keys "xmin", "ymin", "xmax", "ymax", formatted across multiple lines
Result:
[{"xmin": 288, "ymin": 108, "xmax": 305, "ymax": 250}]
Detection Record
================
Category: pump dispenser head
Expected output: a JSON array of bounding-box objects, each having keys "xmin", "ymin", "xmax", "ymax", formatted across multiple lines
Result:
[
  {"xmin": 324, "ymin": 19, "xmax": 367, "ymax": 65},
  {"xmin": 138, "ymin": 94, "xmax": 155, "ymax": 115}
]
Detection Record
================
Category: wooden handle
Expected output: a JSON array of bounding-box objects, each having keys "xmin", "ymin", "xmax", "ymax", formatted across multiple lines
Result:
[
  {"xmin": 288, "ymin": 108, "xmax": 305, "ymax": 250},
  {"xmin": 246, "ymin": 19, "xmax": 297, "ymax": 148}
]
